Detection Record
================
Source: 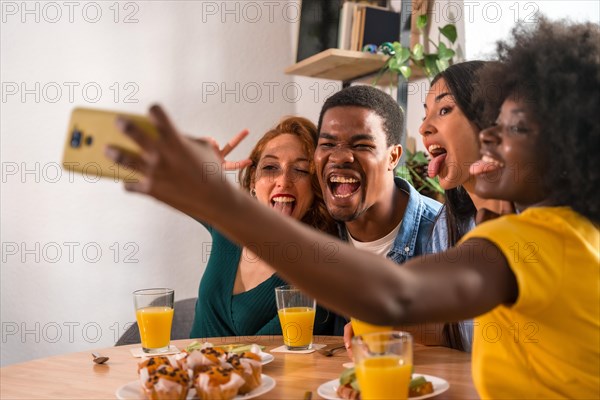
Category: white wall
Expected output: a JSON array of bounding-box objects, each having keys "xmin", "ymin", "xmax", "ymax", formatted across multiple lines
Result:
[
  {"xmin": 1, "ymin": 0, "xmax": 299, "ymax": 366},
  {"xmin": 465, "ymin": 1, "xmax": 600, "ymax": 60}
]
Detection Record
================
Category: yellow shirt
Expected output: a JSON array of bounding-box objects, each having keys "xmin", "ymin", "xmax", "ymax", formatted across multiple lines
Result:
[{"xmin": 461, "ymin": 207, "xmax": 599, "ymax": 399}]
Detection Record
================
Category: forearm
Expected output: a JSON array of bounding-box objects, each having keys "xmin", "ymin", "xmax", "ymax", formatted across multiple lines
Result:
[
  {"xmin": 207, "ymin": 188, "xmax": 514, "ymax": 326},
  {"xmin": 205, "ymin": 185, "xmax": 412, "ymax": 325}
]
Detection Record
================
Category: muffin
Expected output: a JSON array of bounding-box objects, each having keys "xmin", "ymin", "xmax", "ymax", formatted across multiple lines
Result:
[
  {"xmin": 194, "ymin": 365, "xmax": 245, "ymax": 400},
  {"xmin": 225, "ymin": 352, "xmax": 262, "ymax": 394},
  {"xmin": 138, "ymin": 358, "xmax": 190, "ymax": 400},
  {"xmin": 179, "ymin": 347, "xmax": 228, "ymax": 377}
]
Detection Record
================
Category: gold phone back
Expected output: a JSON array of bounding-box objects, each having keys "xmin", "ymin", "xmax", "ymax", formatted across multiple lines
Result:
[{"xmin": 62, "ymin": 107, "xmax": 158, "ymax": 182}]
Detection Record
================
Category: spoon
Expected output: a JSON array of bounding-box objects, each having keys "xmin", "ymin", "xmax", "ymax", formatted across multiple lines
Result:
[{"xmin": 92, "ymin": 352, "xmax": 109, "ymax": 364}]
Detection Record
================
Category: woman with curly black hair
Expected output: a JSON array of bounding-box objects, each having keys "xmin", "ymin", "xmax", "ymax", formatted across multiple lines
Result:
[{"xmin": 108, "ymin": 17, "xmax": 599, "ymax": 399}]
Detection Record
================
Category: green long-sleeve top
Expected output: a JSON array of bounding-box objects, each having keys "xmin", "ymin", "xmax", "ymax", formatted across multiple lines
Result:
[{"xmin": 190, "ymin": 226, "xmax": 340, "ymax": 338}]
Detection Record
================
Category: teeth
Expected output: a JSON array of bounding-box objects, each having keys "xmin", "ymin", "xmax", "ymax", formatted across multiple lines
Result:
[
  {"xmin": 272, "ymin": 196, "xmax": 295, "ymax": 203},
  {"xmin": 428, "ymin": 144, "xmax": 447, "ymax": 156},
  {"xmin": 482, "ymin": 155, "xmax": 504, "ymax": 167},
  {"xmin": 333, "ymin": 193, "xmax": 354, "ymax": 199},
  {"xmin": 329, "ymin": 176, "xmax": 359, "ymax": 183}
]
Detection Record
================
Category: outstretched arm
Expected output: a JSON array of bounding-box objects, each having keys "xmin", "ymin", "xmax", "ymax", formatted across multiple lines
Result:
[{"xmin": 105, "ymin": 105, "xmax": 518, "ymax": 326}]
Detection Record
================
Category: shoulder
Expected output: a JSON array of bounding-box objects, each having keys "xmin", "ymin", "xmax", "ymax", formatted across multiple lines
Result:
[
  {"xmin": 460, "ymin": 207, "xmax": 597, "ymax": 311},
  {"xmin": 395, "ymin": 177, "xmax": 442, "ymax": 223}
]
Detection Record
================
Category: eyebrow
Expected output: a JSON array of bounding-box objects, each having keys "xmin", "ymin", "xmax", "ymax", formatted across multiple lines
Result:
[
  {"xmin": 423, "ymin": 92, "xmax": 452, "ymax": 109},
  {"xmin": 261, "ymin": 154, "xmax": 309, "ymax": 163},
  {"xmin": 318, "ymin": 133, "xmax": 377, "ymax": 142}
]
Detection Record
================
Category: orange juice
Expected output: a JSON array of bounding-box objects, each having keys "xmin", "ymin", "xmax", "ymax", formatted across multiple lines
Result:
[
  {"xmin": 351, "ymin": 317, "xmax": 393, "ymax": 336},
  {"xmin": 136, "ymin": 306, "xmax": 174, "ymax": 349},
  {"xmin": 277, "ymin": 306, "xmax": 316, "ymax": 348},
  {"xmin": 355, "ymin": 355, "xmax": 412, "ymax": 400}
]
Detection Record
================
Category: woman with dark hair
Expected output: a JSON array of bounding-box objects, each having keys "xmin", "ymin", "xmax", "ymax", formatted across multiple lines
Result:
[
  {"xmin": 419, "ymin": 61, "xmax": 513, "ymax": 351},
  {"xmin": 189, "ymin": 116, "xmax": 338, "ymax": 338}
]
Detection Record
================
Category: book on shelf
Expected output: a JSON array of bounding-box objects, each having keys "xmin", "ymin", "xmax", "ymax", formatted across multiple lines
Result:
[
  {"xmin": 295, "ymin": 0, "xmax": 398, "ymax": 62},
  {"xmin": 296, "ymin": 0, "xmax": 345, "ymax": 62},
  {"xmin": 340, "ymin": 2, "xmax": 400, "ymax": 52}
]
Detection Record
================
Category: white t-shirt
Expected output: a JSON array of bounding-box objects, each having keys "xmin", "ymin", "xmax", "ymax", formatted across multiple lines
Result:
[{"xmin": 346, "ymin": 220, "xmax": 402, "ymax": 257}]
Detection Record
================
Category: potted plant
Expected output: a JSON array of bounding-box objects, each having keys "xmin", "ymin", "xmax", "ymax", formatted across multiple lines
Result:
[
  {"xmin": 396, "ymin": 149, "xmax": 445, "ymax": 202},
  {"xmin": 375, "ymin": 15, "xmax": 458, "ymax": 82}
]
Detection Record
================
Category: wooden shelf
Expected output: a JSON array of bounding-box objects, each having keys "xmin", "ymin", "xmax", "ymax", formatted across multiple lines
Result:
[
  {"xmin": 285, "ymin": 48, "xmax": 424, "ymax": 85},
  {"xmin": 285, "ymin": 49, "xmax": 389, "ymax": 82}
]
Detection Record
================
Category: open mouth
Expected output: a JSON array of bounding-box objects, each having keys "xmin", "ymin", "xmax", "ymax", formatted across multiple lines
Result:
[
  {"xmin": 328, "ymin": 175, "xmax": 361, "ymax": 199},
  {"xmin": 427, "ymin": 144, "xmax": 448, "ymax": 178},
  {"xmin": 469, "ymin": 154, "xmax": 505, "ymax": 176},
  {"xmin": 271, "ymin": 195, "xmax": 296, "ymax": 216}
]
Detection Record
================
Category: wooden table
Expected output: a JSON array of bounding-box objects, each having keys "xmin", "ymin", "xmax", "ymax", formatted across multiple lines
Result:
[{"xmin": 0, "ymin": 336, "xmax": 478, "ymax": 399}]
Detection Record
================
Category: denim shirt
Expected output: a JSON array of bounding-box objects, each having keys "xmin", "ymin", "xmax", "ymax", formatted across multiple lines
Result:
[
  {"xmin": 428, "ymin": 208, "xmax": 476, "ymax": 254},
  {"xmin": 338, "ymin": 177, "xmax": 444, "ymax": 261}
]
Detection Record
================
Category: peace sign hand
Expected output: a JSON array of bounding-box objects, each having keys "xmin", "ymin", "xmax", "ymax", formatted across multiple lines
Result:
[{"xmin": 190, "ymin": 130, "xmax": 252, "ymax": 171}]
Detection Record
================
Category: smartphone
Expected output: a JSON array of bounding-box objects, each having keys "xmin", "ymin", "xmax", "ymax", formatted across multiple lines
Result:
[{"xmin": 62, "ymin": 107, "xmax": 158, "ymax": 182}]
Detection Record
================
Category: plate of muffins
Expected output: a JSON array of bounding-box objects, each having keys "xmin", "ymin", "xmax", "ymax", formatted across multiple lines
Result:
[{"xmin": 116, "ymin": 345, "xmax": 275, "ymax": 400}]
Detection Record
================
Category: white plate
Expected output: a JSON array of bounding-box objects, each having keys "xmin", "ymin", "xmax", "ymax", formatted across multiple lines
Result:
[
  {"xmin": 260, "ymin": 351, "xmax": 274, "ymax": 365},
  {"xmin": 116, "ymin": 374, "xmax": 275, "ymax": 400},
  {"xmin": 316, "ymin": 374, "xmax": 449, "ymax": 400}
]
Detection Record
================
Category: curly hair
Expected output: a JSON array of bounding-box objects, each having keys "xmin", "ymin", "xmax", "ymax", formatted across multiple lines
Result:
[
  {"xmin": 239, "ymin": 116, "xmax": 337, "ymax": 234},
  {"xmin": 476, "ymin": 17, "xmax": 600, "ymax": 223},
  {"xmin": 317, "ymin": 85, "xmax": 404, "ymax": 146}
]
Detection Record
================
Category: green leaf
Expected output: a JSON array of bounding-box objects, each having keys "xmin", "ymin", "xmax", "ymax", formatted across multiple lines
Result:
[
  {"xmin": 417, "ymin": 14, "xmax": 428, "ymax": 31},
  {"xmin": 389, "ymin": 56, "xmax": 400, "ymax": 71},
  {"xmin": 423, "ymin": 54, "xmax": 440, "ymax": 78},
  {"xmin": 412, "ymin": 43, "xmax": 424, "ymax": 61},
  {"xmin": 439, "ymin": 24, "xmax": 457, "ymax": 44},
  {"xmin": 412, "ymin": 151, "xmax": 429, "ymax": 164},
  {"xmin": 397, "ymin": 47, "xmax": 411, "ymax": 64},
  {"xmin": 399, "ymin": 65, "xmax": 412, "ymax": 79},
  {"xmin": 437, "ymin": 42, "xmax": 455, "ymax": 61},
  {"xmin": 392, "ymin": 41, "xmax": 403, "ymax": 53},
  {"xmin": 436, "ymin": 58, "xmax": 449, "ymax": 72},
  {"xmin": 425, "ymin": 177, "xmax": 444, "ymax": 194}
]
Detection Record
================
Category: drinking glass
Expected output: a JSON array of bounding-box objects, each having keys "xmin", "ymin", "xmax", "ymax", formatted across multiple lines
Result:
[
  {"xmin": 350, "ymin": 317, "xmax": 393, "ymax": 336},
  {"xmin": 133, "ymin": 288, "xmax": 174, "ymax": 353},
  {"xmin": 352, "ymin": 331, "xmax": 413, "ymax": 400},
  {"xmin": 275, "ymin": 285, "xmax": 316, "ymax": 350}
]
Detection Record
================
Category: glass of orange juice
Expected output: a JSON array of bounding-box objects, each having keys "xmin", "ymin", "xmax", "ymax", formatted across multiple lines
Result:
[
  {"xmin": 133, "ymin": 288, "xmax": 174, "ymax": 353},
  {"xmin": 352, "ymin": 331, "xmax": 413, "ymax": 400},
  {"xmin": 275, "ymin": 285, "xmax": 316, "ymax": 350},
  {"xmin": 350, "ymin": 317, "xmax": 393, "ymax": 336}
]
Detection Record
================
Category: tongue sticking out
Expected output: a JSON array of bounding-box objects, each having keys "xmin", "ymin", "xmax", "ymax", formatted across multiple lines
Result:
[
  {"xmin": 332, "ymin": 182, "xmax": 360, "ymax": 198},
  {"xmin": 427, "ymin": 153, "xmax": 447, "ymax": 178},
  {"xmin": 272, "ymin": 201, "xmax": 294, "ymax": 216},
  {"xmin": 469, "ymin": 159, "xmax": 501, "ymax": 176}
]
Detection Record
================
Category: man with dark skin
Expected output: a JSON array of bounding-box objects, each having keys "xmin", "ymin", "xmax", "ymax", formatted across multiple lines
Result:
[{"xmin": 312, "ymin": 87, "xmax": 446, "ymax": 348}]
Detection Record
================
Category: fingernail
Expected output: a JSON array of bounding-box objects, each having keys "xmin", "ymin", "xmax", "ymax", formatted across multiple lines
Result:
[
  {"xmin": 115, "ymin": 117, "xmax": 126, "ymax": 129},
  {"xmin": 104, "ymin": 145, "xmax": 116, "ymax": 159}
]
